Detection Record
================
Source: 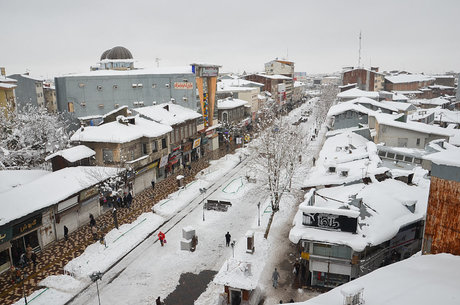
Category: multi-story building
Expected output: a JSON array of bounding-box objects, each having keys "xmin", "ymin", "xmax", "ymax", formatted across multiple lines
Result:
[
  {"xmin": 243, "ymin": 73, "xmax": 291, "ymax": 105},
  {"xmin": 264, "ymin": 59, "xmax": 294, "ymax": 102},
  {"xmin": 8, "ymin": 73, "xmax": 45, "ymax": 110},
  {"xmin": 43, "ymin": 82, "xmax": 57, "ymax": 113},
  {"xmin": 0, "ymin": 68, "xmax": 17, "ymax": 117},
  {"xmin": 342, "ymin": 67, "xmax": 385, "ymax": 92},
  {"xmin": 422, "ymin": 150, "xmax": 460, "ymax": 255},
  {"xmin": 55, "ymin": 46, "xmax": 198, "ymax": 120},
  {"xmin": 384, "ymin": 74, "xmax": 435, "ymax": 92}
]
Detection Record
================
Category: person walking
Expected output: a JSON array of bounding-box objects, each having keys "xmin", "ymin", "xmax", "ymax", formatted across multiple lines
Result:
[
  {"xmin": 272, "ymin": 268, "xmax": 280, "ymax": 288},
  {"xmin": 126, "ymin": 191, "xmax": 133, "ymax": 208},
  {"xmin": 225, "ymin": 232, "xmax": 231, "ymax": 247},
  {"xmin": 64, "ymin": 225, "xmax": 69, "ymax": 241},
  {"xmin": 156, "ymin": 296, "xmax": 162, "ymax": 305},
  {"xmin": 158, "ymin": 231, "xmax": 166, "ymax": 246},
  {"xmin": 89, "ymin": 214, "xmax": 96, "ymax": 227},
  {"xmin": 151, "ymin": 180, "xmax": 155, "ymax": 190},
  {"xmin": 26, "ymin": 244, "xmax": 33, "ymax": 263},
  {"xmin": 92, "ymin": 225, "xmax": 98, "ymax": 241}
]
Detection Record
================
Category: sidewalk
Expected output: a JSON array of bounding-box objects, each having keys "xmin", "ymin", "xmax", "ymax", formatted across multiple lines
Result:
[{"xmin": 0, "ymin": 149, "xmax": 231, "ymax": 305}]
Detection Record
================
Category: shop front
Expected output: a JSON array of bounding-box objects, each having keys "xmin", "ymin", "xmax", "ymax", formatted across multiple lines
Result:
[
  {"xmin": 10, "ymin": 214, "xmax": 42, "ymax": 266},
  {"xmin": 166, "ymin": 145, "xmax": 182, "ymax": 175},
  {"xmin": 0, "ymin": 227, "xmax": 13, "ymax": 273}
]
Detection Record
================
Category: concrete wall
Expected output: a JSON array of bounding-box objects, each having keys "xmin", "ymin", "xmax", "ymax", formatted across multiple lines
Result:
[
  {"xmin": 55, "ymin": 73, "xmax": 197, "ymax": 118},
  {"xmin": 9, "ymin": 74, "xmax": 44, "ymax": 110},
  {"xmin": 332, "ymin": 111, "xmax": 368, "ymax": 130}
]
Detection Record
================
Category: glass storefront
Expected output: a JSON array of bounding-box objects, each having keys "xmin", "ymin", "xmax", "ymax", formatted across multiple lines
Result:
[
  {"xmin": 0, "ymin": 248, "xmax": 11, "ymax": 273},
  {"xmin": 11, "ymin": 230, "xmax": 40, "ymax": 266}
]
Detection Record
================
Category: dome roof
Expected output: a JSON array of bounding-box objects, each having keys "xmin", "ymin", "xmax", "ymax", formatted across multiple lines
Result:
[{"xmin": 100, "ymin": 46, "xmax": 133, "ymax": 60}]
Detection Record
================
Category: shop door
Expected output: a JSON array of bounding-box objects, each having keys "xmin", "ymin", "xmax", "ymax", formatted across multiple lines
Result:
[
  {"xmin": 11, "ymin": 231, "xmax": 40, "ymax": 266},
  {"xmin": 230, "ymin": 289, "xmax": 241, "ymax": 305}
]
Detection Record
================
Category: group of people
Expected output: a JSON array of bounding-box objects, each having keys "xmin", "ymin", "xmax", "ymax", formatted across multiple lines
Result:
[
  {"xmin": 100, "ymin": 190, "xmax": 134, "ymax": 209},
  {"xmin": 10, "ymin": 244, "xmax": 37, "ymax": 283}
]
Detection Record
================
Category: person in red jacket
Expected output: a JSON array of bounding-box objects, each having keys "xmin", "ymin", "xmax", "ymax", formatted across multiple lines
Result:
[{"xmin": 158, "ymin": 231, "xmax": 166, "ymax": 246}]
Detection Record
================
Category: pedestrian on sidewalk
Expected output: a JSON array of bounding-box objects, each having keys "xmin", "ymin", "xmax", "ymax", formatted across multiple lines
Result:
[
  {"xmin": 64, "ymin": 225, "xmax": 69, "ymax": 241},
  {"xmin": 293, "ymin": 260, "xmax": 300, "ymax": 278},
  {"xmin": 158, "ymin": 231, "xmax": 166, "ymax": 246},
  {"xmin": 126, "ymin": 191, "xmax": 133, "ymax": 208},
  {"xmin": 89, "ymin": 214, "xmax": 96, "ymax": 227},
  {"xmin": 151, "ymin": 180, "xmax": 155, "ymax": 190},
  {"xmin": 26, "ymin": 244, "xmax": 33, "ymax": 262},
  {"xmin": 272, "ymin": 268, "xmax": 280, "ymax": 288},
  {"xmin": 92, "ymin": 225, "xmax": 98, "ymax": 241},
  {"xmin": 156, "ymin": 296, "xmax": 162, "ymax": 305},
  {"xmin": 225, "ymin": 232, "xmax": 231, "ymax": 247}
]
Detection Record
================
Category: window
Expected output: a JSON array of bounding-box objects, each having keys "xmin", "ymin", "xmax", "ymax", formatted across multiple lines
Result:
[
  {"xmin": 98, "ymin": 104, "xmax": 104, "ymax": 108},
  {"xmin": 396, "ymin": 154, "xmax": 404, "ymax": 161},
  {"xmin": 378, "ymin": 151, "xmax": 386, "ymax": 157},
  {"xmin": 113, "ymin": 85, "xmax": 118, "ymax": 89},
  {"xmin": 142, "ymin": 143, "xmax": 148, "ymax": 155},
  {"xmin": 162, "ymin": 138, "xmax": 167, "ymax": 149},
  {"xmin": 114, "ymin": 104, "xmax": 120, "ymax": 108},
  {"xmin": 97, "ymin": 85, "xmax": 103, "ymax": 91},
  {"xmin": 397, "ymin": 138, "xmax": 408, "ymax": 147},
  {"xmin": 137, "ymin": 83, "xmax": 143, "ymax": 88},
  {"xmin": 80, "ymin": 101, "xmax": 86, "ymax": 107},
  {"xmin": 103, "ymin": 149, "xmax": 113, "ymax": 162},
  {"xmin": 152, "ymin": 83, "xmax": 157, "ymax": 88},
  {"xmin": 404, "ymin": 156, "xmax": 413, "ymax": 162},
  {"xmin": 132, "ymin": 84, "xmax": 138, "ymax": 88},
  {"xmin": 416, "ymin": 138, "xmax": 421, "ymax": 146},
  {"xmin": 165, "ymin": 83, "xmax": 170, "ymax": 88},
  {"xmin": 152, "ymin": 141, "xmax": 158, "ymax": 153},
  {"xmin": 68, "ymin": 102, "xmax": 74, "ymax": 112}
]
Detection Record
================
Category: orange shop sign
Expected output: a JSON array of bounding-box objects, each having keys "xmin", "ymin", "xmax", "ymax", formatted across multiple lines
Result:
[{"xmin": 174, "ymin": 82, "xmax": 193, "ymax": 90}]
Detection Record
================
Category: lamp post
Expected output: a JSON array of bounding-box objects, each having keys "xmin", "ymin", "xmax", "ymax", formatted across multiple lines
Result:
[
  {"xmin": 112, "ymin": 208, "xmax": 118, "ymax": 229},
  {"xmin": 257, "ymin": 202, "xmax": 261, "ymax": 227},
  {"xmin": 200, "ymin": 188, "xmax": 207, "ymax": 221},
  {"xmin": 89, "ymin": 271, "xmax": 103, "ymax": 305},
  {"xmin": 21, "ymin": 270, "xmax": 28, "ymax": 304}
]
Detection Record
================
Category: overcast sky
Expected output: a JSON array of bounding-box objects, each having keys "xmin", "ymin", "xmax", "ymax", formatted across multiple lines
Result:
[{"xmin": 1, "ymin": 0, "xmax": 459, "ymax": 79}]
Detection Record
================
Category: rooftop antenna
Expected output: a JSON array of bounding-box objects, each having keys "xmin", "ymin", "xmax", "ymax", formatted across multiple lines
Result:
[
  {"xmin": 155, "ymin": 58, "xmax": 161, "ymax": 68},
  {"xmin": 358, "ymin": 31, "xmax": 362, "ymax": 68}
]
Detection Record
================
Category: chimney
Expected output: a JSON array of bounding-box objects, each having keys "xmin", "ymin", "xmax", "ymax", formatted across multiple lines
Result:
[
  {"xmin": 163, "ymin": 104, "xmax": 169, "ymax": 111},
  {"xmin": 0, "ymin": 67, "xmax": 5, "ymax": 76},
  {"xmin": 246, "ymin": 231, "xmax": 255, "ymax": 254}
]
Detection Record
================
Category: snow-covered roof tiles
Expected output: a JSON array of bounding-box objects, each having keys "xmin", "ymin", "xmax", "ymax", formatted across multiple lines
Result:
[
  {"xmin": 133, "ymin": 103, "xmax": 201, "ymax": 126},
  {"xmin": 375, "ymin": 114, "xmax": 453, "ymax": 137},
  {"xmin": 417, "ymin": 97, "xmax": 451, "ymax": 106},
  {"xmin": 337, "ymin": 88, "xmax": 379, "ymax": 99},
  {"xmin": 62, "ymin": 66, "xmax": 193, "ymax": 78},
  {"xmin": 382, "ymin": 101, "xmax": 416, "ymax": 112},
  {"xmin": 0, "ymin": 166, "xmax": 121, "ymax": 226},
  {"xmin": 45, "ymin": 145, "xmax": 96, "ymax": 162},
  {"xmin": 296, "ymin": 253, "xmax": 460, "ymax": 305},
  {"xmin": 291, "ymin": 166, "xmax": 429, "ymax": 252},
  {"xmin": 0, "ymin": 170, "xmax": 50, "ymax": 194},
  {"xmin": 70, "ymin": 115, "xmax": 172, "ymax": 143},
  {"xmin": 217, "ymin": 98, "xmax": 248, "ymax": 110},
  {"xmin": 385, "ymin": 74, "xmax": 435, "ymax": 84},
  {"xmin": 255, "ymin": 73, "xmax": 291, "ymax": 80},
  {"xmin": 0, "ymin": 83, "xmax": 17, "ymax": 89}
]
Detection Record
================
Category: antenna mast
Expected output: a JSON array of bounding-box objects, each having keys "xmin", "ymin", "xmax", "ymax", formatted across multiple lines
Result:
[{"xmin": 358, "ymin": 31, "xmax": 362, "ymax": 67}]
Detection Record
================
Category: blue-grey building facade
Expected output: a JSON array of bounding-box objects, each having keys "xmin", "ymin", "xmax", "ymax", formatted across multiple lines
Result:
[
  {"xmin": 55, "ymin": 69, "xmax": 198, "ymax": 119},
  {"xmin": 8, "ymin": 74, "xmax": 45, "ymax": 110},
  {"xmin": 331, "ymin": 110, "xmax": 369, "ymax": 130}
]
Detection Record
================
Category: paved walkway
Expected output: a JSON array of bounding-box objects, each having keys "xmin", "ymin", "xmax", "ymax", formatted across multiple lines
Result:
[{"xmin": 0, "ymin": 148, "xmax": 234, "ymax": 305}]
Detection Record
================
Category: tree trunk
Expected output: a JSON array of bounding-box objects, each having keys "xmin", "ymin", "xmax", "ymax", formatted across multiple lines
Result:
[{"xmin": 264, "ymin": 211, "xmax": 276, "ymax": 239}]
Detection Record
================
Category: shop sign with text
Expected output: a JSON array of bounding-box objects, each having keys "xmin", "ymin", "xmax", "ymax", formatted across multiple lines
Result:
[{"xmin": 13, "ymin": 214, "xmax": 42, "ymax": 236}]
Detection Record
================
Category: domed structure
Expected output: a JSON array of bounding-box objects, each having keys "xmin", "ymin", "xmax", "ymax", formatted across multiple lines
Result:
[{"xmin": 100, "ymin": 46, "xmax": 133, "ymax": 60}]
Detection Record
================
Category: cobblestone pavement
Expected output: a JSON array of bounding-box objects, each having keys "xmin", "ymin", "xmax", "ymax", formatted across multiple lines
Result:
[{"xmin": 0, "ymin": 147, "xmax": 236, "ymax": 305}]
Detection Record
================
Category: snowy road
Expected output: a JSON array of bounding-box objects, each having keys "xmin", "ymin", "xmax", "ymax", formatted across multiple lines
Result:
[{"xmin": 69, "ymin": 153, "xmax": 268, "ymax": 305}]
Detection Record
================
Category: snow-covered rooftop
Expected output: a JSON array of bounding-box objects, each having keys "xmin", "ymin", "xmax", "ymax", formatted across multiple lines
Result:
[
  {"xmin": 70, "ymin": 115, "xmax": 172, "ymax": 143},
  {"xmin": 0, "ymin": 83, "xmax": 17, "ymax": 89},
  {"xmin": 385, "ymin": 74, "xmax": 435, "ymax": 84},
  {"xmin": 0, "ymin": 166, "xmax": 121, "ymax": 226},
  {"xmin": 294, "ymin": 253, "xmax": 460, "ymax": 305},
  {"xmin": 0, "ymin": 170, "xmax": 50, "ymax": 194},
  {"xmin": 292, "ymin": 166, "xmax": 429, "ymax": 252},
  {"xmin": 255, "ymin": 73, "xmax": 291, "ymax": 80},
  {"xmin": 328, "ymin": 97, "xmax": 398, "ymax": 118},
  {"xmin": 61, "ymin": 66, "xmax": 193, "ymax": 78},
  {"xmin": 374, "ymin": 113, "xmax": 453, "ymax": 137},
  {"xmin": 219, "ymin": 78, "xmax": 264, "ymax": 88},
  {"xmin": 381, "ymin": 101, "xmax": 415, "ymax": 112},
  {"xmin": 423, "ymin": 148, "xmax": 460, "ymax": 167},
  {"xmin": 337, "ymin": 88, "xmax": 379, "ymax": 99},
  {"xmin": 133, "ymin": 103, "xmax": 201, "ymax": 126},
  {"xmin": 45, "ymin": 145, "xmax": 96, "ymax": 162},
  {"xmin": 217, "ymin": 98, "xmax": 248, "ymax": 110},
  {"xmin": 0, "ymin": 76, "xmax": 18, "ymax": 83},
  {"xmin": 213, "ymin": 232, "xmax": 268, "ymax": 290}
]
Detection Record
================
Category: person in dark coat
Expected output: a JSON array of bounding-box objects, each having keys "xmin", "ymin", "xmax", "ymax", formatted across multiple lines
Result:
[
  {"xmin": 89, "ymin": 214, "xmax": 96, "ymax": 227},
  {"xmin": 123, "ymin": 193, "xmax": 127, "ymax": 208},
  {"xmin": 156, "ymin": 296, "xmax": 162, "ymax": 305},
  {"xmin": 225, "ymin": 232, "xmax": 231, "ymax": 247},
  {"xmin": 151, "ymin": 180, "xmax": 155, "ymax": 190},
  {"xmin": 64, "ymin": 225, "xmax": 69, "ymax": 241},
  {"xmin": 126, "ymin": 191, "xmax": 133, "ymax": 208}
]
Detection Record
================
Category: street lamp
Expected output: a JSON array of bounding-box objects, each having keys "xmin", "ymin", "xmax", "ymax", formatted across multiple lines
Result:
[
  {"xmin": 112, "ymin": 208, "xmax": 119, "ymax": 229},
  {"xmin": 257, "ymin": 202, "xmax": 261, "ymax": 227},
  {"xmin": 21, "ymin": 270, "xmax": 28, "ymax": 304},
  {"xmin": 200, "ymin": 188, "xmax": 207, "ymax": 221},
  {"xmin": 89, "ymin": 271, "xmax": 103, "ymax": 305}
]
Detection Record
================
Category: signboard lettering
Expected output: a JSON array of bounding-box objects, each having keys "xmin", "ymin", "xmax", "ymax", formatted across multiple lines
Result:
[
  {"xmin": 174, "ymin": 82, "xmax": 193, "ymax": 90},
  {"xmin": 302, "ymin": 212, "xmax": 357, "ymax": 233},
  {"xmin": 13, "ymin": 214, "xmax": 42, "ymax": 236},
  {"xmin": 0, "ymin": 227, "xmax": 12, "ymax": 244},
  {"xmin": 192, "ymin": 138, "xmax": 201, "ymax": 149},
  {"xmin": 200, "ymin": 67, "xmax": 218, "ymax": 77}
]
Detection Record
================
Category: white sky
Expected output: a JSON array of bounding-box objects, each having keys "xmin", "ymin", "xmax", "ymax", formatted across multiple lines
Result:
[{"xmin": 1, "ymin": 0, "xmax": 459, "ymax": 78}]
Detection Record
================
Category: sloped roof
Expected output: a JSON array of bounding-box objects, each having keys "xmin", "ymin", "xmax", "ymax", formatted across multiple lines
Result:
[{"xmin": 45, "ymin": 145, "xmax": 96, "ymax": 162}]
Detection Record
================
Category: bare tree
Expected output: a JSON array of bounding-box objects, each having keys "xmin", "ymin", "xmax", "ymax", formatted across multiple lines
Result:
[{"xmin": 248, "ymin": 104, "xmax": 308, "ymax": 238}]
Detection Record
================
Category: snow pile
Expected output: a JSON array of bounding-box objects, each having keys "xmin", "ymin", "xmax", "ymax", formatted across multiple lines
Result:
[
  {"xmin": 39, "ymin": 275, "xmax": 88, "ymax": 293},
  {"xmin": 0, "ymin": 169, "xmax": 50, "ymax": 193}
]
